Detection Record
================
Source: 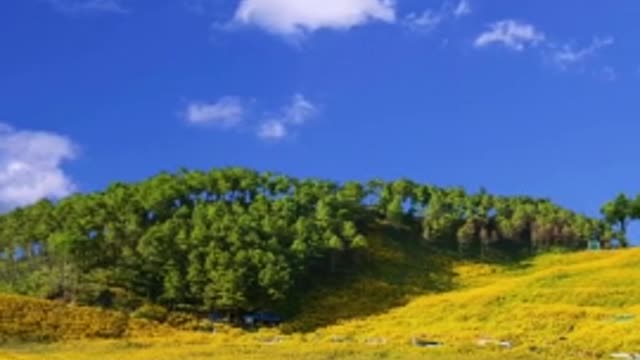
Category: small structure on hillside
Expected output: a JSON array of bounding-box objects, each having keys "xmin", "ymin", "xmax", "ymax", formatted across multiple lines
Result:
[
  {"xmin": 611, "ymin": 353, "xmax": 640, "ymax": 360},
  {"xmin": 588, "ymin": 238, "xmax": 602, "ymax": 251},
  {"xmin": 611, "ymin": 314, "xmax": 636, "ymax": 323},
  {"xmin": 208, "ymin": 310, "xmax": 282, "ymax": 327},
  {"xmin": 243, "ymin": 311, "xmax": 283, "ymax": 327},
  {"xmin": 208, "ymin": 311, "xmax": 230, "ymax": 323},
  {"xmin": 411, "ymin": 336, "xmax": 443, "ymax": 348},
  {"xmin": 476, "ymin": 338, "xmax": 512, "ymax": 349}
]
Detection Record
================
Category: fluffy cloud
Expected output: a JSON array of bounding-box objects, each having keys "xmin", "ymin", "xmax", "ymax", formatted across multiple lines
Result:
[
  {"xmin": 257, "ymin": 94, "xmax": 317, "ymax": 141},
  {"xmin": 46, "ymin": 0, "xmax": 129, "ymax": 14},
  {"xmin": 474, "ymin": 20, "xmax": 545, "ymax": 51},
  {"xmin": 0, "ymin": 123, "xmax": 77, "ymax": 211},
  {"xmin": 232, "ymin": 0, "xmax": 396, "ymax": 36},
  {"xmin": 184, "ymin": 97, "xmax": 245, "ymax": 127},
  {"xmin": 229, "ymin": 0, "xmax": 473, "ymax": 39},
  {"xmin": 549, "ymin": 37, "xmax": 614, "ymax": 69}
]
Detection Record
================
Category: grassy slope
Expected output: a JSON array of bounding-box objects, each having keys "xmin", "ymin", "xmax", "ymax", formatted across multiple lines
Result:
[{"xmin": 1, "ymin": 239, "xmax": 639, "ymax": 359}]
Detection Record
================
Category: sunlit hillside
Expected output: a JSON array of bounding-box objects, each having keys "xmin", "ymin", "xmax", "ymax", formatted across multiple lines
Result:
[{"xmin": 2, "ymin": 246, "xmax": 638, "ymax": 360}]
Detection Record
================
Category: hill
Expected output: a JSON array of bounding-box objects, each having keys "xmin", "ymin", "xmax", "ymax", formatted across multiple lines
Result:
[
  {"xmin": 0, "ymin": 168, "xmax": 637, "ymax": 359},
  {"xmin": 0, "ymin": 167, "xmax": 621, "ymax": 320},
  {"xmin": 1, "ymin": 246, "xmax": 638, "ymax": 360}
]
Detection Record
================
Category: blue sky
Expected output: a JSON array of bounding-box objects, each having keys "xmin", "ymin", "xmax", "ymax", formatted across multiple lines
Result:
[{"xmin": 2, "ymin": 0, "xmax": 640, "ymax": 237}]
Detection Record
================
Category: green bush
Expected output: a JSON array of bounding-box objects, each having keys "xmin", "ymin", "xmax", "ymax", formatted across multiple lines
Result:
[{"xmin": 131, "ymin": 304, "xmax": 169, "ymax": 323}]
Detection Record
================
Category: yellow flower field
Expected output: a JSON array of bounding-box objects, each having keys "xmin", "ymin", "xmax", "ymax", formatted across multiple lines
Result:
[{"xmin": 1, "ymin": 248, "xmax": 639, "ymax": 360}]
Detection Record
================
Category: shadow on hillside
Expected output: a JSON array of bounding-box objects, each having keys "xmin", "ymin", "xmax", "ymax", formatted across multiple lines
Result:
[
  {"xmin": 281, "ymin": 225, "xmax": 459, "ymax": 333},
  {"xmin": 472, "ymin": 249, "xmax": 535, "ymax": 273}
]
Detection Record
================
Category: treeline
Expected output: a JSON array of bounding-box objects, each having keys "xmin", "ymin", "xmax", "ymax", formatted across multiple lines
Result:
[{"xmin": 0, "ymin": 168, "xmax": 621, "ymax": 314}]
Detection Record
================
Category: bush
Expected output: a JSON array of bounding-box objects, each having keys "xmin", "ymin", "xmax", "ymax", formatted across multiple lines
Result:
[
  {"xmin": 0, "ymin": 293, "xmax": 129, "ymax": 342},
  {"xmin": 131, "ymin": 304, "xmax": 169, "ymax": 323},
  {"xmin": 166, "ymin": 312, "xmax": 215, "ymax": 332},
  {"xmin": 166, "ymin": 312, "xmax": 197, "ymax": 328},
  {"xmin": 75, "ymin": 285, "xmax": 144, "ymax": 311}
]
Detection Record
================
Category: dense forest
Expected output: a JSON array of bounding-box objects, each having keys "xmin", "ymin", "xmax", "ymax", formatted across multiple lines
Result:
[{"xmin": 0, "ymin": 168, "xmax": 635, "ymax": 316}]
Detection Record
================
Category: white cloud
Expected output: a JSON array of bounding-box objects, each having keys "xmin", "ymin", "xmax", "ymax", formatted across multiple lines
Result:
[
  {"xmin": 0, "ymin": 124, "xmax": 77, "ymax": 211},
  {"xmin": 258, "ymin": 120, "xmax": 288, "ymax": 140},
  {"xmin": 404, "ymin": 0, "xmax": 471, "ymax": 33},
  {"xmin": 549, "ymin": 36, "xmax": 614, "ymax": 69},
  {"xmin": 46, "ymin": 0, "xmax": 129, "ymax": 14},
  {"xmin": 184, "ymin": 94, "xmax": 316, "ymax": 141},
  {"xmin": 232, "ymin": 0, "xmax": 396, "ymax": 36},
  {"xmin": 473, "ymin": 20, "xmax": 615, "ymax": 78},
  {"xmin": 283, "ymin": 94, "xmax": 316, "ymax": 125},
  {"xmin": 474, "ymin": 20, "xmax": 545, "ymax": 51},
  {"xmin": 257, "ymin": 94, "xmax": 317, "ymax": 141},
  {"xmin": 453, "ymin": 0, "xmax": 472, "ymax": 17},
  {"xmin": 405, "ymin": 10, "xmax": 444, "ymax": 33},
  {"xmin": 185, "ymin": 97, "xmax": 245, "ymax": 127}
]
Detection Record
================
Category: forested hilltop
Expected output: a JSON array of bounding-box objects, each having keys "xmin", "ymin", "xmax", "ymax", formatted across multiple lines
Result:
[{"xmin": 0, "ymin": 168, "xmax": 633, "ymax": 316}]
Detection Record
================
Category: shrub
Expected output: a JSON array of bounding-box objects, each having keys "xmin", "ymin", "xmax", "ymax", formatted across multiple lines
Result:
[
  {"xmin": 131, "ymin": 304, "xmax": 169, "ymax": 323},
  {"xmin": 0, "ymin": 293, "xmax": 129, "ymax": 342}
]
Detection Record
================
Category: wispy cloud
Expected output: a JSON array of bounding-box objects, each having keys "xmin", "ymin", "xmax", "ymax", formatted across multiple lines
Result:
[
  {"xmin": 232, "ymin": 0, "xmax": 395, "ymax": 37},
  {"xmin": 474, "ymin": 20, "xmax": 617, "ymax": 79},
  {"xmin": 0, "ymin": 123, "xmax": 77, "ymax": 211},
  {"xmin": 46, "ymin": 0, "xmax": 129, "ymax": 14},
  {"xmin": 404, "ymin": 10, "xmax": 444, "ymax": 33},
  {"xmin": 257, "ymin": 94, "xmax": 317, "ymax": 141},
  {"xmin": 183, "ymin": 94, "xmax": 317, "ymax": 142},
  {"xmin": 258, "ymin": 120, "xmax": 288, "ymax": 140},
  {"xmin": 453, "ymin": 0, "xmax": 472, "ymax": 18},
  {"xmin": 474, "ymin": 20, "xmax": 545, "ymax": 51},
  {"xmin": 184, "ymin": 97, "xmax": 246, "ymax": 127},
  {"xmin": 548, "ymin": 36, "xmax": 614, "ymax": 69},
  {"xmin": 404, "ymin": 0, "xmax": 471, "ymax": 33},
  {"xmin": 282, "ymin": 94, "xmax": 316, "ymax": 125}
]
